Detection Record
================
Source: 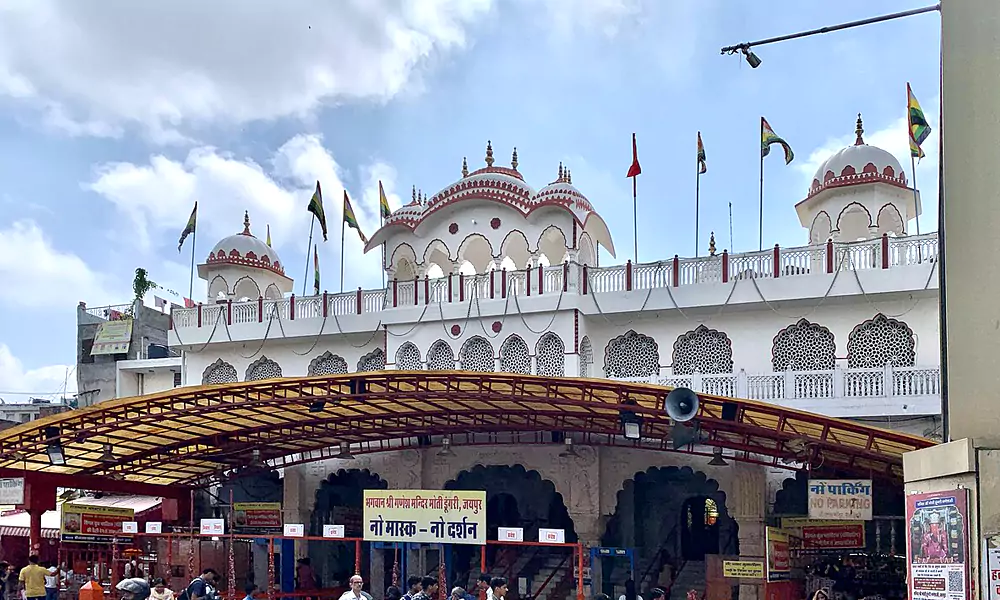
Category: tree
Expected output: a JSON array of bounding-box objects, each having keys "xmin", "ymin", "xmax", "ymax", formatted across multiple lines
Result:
[{"xmin": 125, "ymin": 268, "xmax": 158, "ymax": 317}]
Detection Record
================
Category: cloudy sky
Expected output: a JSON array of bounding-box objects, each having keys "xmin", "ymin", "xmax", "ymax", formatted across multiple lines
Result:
[{"xmin": 0, "ymin": 0, "xmax": 940, "ymax": 400}]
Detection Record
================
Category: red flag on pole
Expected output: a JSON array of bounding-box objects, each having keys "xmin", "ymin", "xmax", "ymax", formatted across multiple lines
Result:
[{"xmin": 627, "ymin": 133, "xmax": 641, "ymax": 178}]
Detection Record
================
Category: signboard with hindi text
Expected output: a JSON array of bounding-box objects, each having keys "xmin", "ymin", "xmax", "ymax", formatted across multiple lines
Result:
[
  {"xmin": 723, "ymin": 561, "xmax": 765, "ymax": 580},
  {"xmin": 808, "ymin": 479, "xmax": 873, "ymax": 520},
  {"xmin": 906, "ymin": 489, "xmax": 969, "ymax": 600},
  {"xmin": 766, "ymin": 527, "xmax": 791, "ymax": 582},
  {"xmin": 233, "ymin": 502, "xmax": 282, "ymax": 533},
  {"xmin": 0, "ymin": 478, "xmax": 24, "ymax": 505},
  {"xmin": 781, "ymin": 518, "xmax": 866, "ymax": 550},
  {"xmin": 91, "ymin": 319, "xmax": 133, "ymax": 355},
  {"xmin": 363, "ymin": 490, "xmax": 486, "ymax": 545},
  {"xmin": 61, "ymin": 504, "xmax": 135, "ymax": 543}
]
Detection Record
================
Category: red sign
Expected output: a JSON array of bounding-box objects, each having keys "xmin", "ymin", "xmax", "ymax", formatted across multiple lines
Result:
[
  {"xmin": 800, "ymin": 524, "xmax": 866, "ymax": 549},
  {"xmin": 233, "ymin": 503, "xmax": 282, "ymax": 532}
]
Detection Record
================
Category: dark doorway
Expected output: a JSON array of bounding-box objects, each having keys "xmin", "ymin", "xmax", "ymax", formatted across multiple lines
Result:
[
  {"xmin": 486, "ymin": 492, "xmax": 522, "ymax": 539},
  {"xmin": 681, "ymin": 497, "xmax": 721, "ymax": 560}
]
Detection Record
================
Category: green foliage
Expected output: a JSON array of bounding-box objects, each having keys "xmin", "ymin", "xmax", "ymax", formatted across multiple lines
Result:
[{"xmin": 126, "ymin": 268, "xmax": 159, "ymax": 317}]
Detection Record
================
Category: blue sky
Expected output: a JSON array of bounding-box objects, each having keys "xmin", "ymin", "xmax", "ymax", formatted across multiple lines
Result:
[{"xmin": 0, "ymin": 0, "xmax": 941, "ymax": 399}]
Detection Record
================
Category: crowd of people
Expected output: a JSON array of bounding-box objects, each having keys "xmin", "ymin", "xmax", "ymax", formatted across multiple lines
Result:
[{"xmin": 0, "ymin": 556, "xmax": 68, "ymax": 600}]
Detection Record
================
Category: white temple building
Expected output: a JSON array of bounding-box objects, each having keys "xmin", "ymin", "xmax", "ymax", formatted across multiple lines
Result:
[{"xmin": 83, "ymin": 118, "xmax": 939, "ymax": 600}]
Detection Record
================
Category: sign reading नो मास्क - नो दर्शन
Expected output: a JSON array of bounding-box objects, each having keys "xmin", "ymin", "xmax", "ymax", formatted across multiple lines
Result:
[
  {"xmin": 363, "ymin": 490, "xmax": 486, "ymax": 545},
  {"xmin": 808, "ymin": 479, "xmax": 873, "ymax": 521}
]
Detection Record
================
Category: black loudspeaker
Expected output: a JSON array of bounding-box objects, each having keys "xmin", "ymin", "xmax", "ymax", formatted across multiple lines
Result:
[{"xmin": 665, "ymin": 387, "xmax": 699, "ymax": 422}]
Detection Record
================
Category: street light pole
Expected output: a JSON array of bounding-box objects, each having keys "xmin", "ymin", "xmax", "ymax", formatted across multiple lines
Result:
[{"xmin": 720, "ymin": 4, "xmax": 940, "ymax": 59}]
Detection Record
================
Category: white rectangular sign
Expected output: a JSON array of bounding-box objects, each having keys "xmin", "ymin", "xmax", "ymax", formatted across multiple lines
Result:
[
  {"xmin": 539, "ymin": 528, "xmax": 565, "ymax": 544},
  {"xmin": 284, "ymin": 524, "xmax": 305, "ymax": 537},
  {"xmin": 498, "ymin": 527, "xmax": 524, "ymax": 542},
  {"xmin": 0, "ymin": 478, "xmax": 24, "ymax": 505},
  {"xmin": 200, "ymin": 518, "xmax": 225, "ymax": 535},
  {"xmin": 808, "ymin": 479, "xmax": 873, "ymax": 521},
  {"xmin": 122, "ymin": 521, "xmax": 138, "ymax": 534},
  {"xmin": 145, "ymin": 522, "xmax": 162, "ymax": 534},
  {"xmin": 323, "ymin": 524, "xmax": 345, "ymax": 538}
]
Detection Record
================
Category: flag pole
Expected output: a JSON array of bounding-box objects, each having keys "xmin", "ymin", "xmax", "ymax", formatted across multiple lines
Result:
[
  {"xmin": 632, "ymin": 176, "xmax": 638, "ymax": 263},
  {"xmin": 758, "ymin": 147, "xmax": 765, "ymax": 252},
  {"xmin": 695, "ymin": 167, "xmax": 701, "ymax": 258},
  {"xmin": 303, "ymin": 216, "xmax": 315, "ymax": 296},
  {"xmin": 340, "ymin": 209, "xmax": 346, "ymax": 293},
  {"xmin": 188, "ymin": 224, "xmax": 197, "ymax": 302},
  {"xmin": 729, "ymin": 202, "xmax": 734, "ymax": 253},
  {"xmin": 911, "ymin": 155, "xmax": 922, "ymax": 236}
]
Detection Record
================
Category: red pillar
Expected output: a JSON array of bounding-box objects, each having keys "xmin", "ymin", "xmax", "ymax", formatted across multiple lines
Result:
[{"xmin": 20, "ymin": 480, "xmax": 56, "ymax": 556}]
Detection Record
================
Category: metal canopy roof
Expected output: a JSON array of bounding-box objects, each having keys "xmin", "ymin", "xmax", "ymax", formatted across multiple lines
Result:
[{"xmin": 0, "ymin": 371, "xmax": 933, "ymax": 487}]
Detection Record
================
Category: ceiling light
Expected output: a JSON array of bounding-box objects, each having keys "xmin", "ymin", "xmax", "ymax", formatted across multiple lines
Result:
[
  {"xmin": 438, "ymin": 437, "xmax": 455, "ymax": 457},
  {"xmin": 558, "ymin": 438, "xmax": 578, "ymax": 458},
  {"xmin": 333, "ymin": 442, "xmax": 355, "ymax": 460},
  {"xmin": 708, "ymin": 447, "xmax": 728, "ymax": 467}
]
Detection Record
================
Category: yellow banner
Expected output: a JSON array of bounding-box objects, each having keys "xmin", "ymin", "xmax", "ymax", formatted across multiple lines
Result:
[
  {"xmin": 363, "ymin": 490, "xmax": 486, "ymax": 545},
  {"xmin": 723, "ymin": 561, "xmax": 764, "ymax": 579},
  {"xmin": 91, "ymin": 319, "xmax": 133, "ymax": 355},
  {"xmin": 62, "ymin": 504, "xmax": 135, "ymax": 542}
]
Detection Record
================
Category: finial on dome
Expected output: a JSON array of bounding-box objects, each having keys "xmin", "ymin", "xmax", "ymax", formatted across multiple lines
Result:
[
  {"xmin": 558, "ymin": 162, "xmax": 564, "ymax": 182},
  {"xmin": 412, "ymin": 185, "xmax": 417, "ymax": 205},
  {"xmin": 242, "ymin": 211, "xmax": 251, "ymax": 235},
  {"xmin": 855, "ymin": 113, "xmax": 865, "ymax": 145},
  {"xmin": 462, "ymin": 156, "xmax": 469, "ymax": 178},
  {"xmin": 708, "ymin": 232, "xmax": 716, "ymax": 256},
  {"xmin": 566, "ymin": 169, "xmax": 572, "ymax": 184},
  {"xmin": 485, "ymin": 140, "xmax": 495, "ymax": 167}
]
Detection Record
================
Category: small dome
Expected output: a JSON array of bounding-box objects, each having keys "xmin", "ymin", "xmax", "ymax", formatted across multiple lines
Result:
[
  {"xmin": 206, "ymin": 211, "xmax": 286, "ymax": 277},
  {"xmin": 808, "ymin": 114, "xmax": 908, "ymax": 198},
  {"xmin": 533, "ymin": 163, "xmax": 595, "ymax": 216}
]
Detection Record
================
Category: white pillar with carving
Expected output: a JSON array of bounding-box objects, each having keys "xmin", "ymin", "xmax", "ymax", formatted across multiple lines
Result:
[{"xmin": 730, "ymin": 465, "xmax": 767, "ymax": 600}]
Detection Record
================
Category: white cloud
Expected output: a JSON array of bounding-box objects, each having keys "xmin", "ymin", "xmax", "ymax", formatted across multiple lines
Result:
[
  {"xmin": 541, "ymin": 0, "xmax": 642, "ymax": 39},
  {"xmin": 0, "ymin": 343, "xmax": 76, "ymax": 401},
  {"xmin": 85, "ymin": 135, "xmax": 393, "ymax": 297},
  {"xmin": 0, "ymin": 220, "xmax": 118, "ymax": 308},
  {"xmin": 798, "ymin": 99, "xmax": 940, "ymax": 231},
  {"xmin": 0, "ymin": 0, "xmax": 494, "ymax": 140}
]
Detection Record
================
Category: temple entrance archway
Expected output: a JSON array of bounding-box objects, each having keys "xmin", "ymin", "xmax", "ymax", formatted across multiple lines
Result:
[
  {"xmin": 444, "ymin": 465, "xmax": 577, "ymax": 592},
  {"xmin": 309, "ymin": 469, "xmax": 389, "ymax": 590},
  {"xmin": 601, "ymin": 466, "xmax": 737, "ymax": 592}
]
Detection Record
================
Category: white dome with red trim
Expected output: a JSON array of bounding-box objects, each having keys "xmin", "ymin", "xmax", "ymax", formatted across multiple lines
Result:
[
  {"xmin": 807, "ymin": 115, "xmax": 908, "ymax": 200},
  {"xmin": 532, "ymin": 164, "xmax": 597, "ymax": 223},
  {"xmin": 205, "ymin": 211, "xmax": 287, "ymax": 277},
  {"xmin": 366, "ymin": 142, "xmax": 614, "ymax": 256}
]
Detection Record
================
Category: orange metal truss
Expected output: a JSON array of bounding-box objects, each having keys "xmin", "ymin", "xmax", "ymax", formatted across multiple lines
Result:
[{"xmin": 0, "ymin": 371, "xmax": 934, "ymax": 487}]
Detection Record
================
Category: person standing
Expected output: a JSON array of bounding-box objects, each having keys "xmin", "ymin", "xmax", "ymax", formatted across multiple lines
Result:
[
  {"xmin": 402, "ymin": 577, "xmax": 421, "ymax": 600},
  {"xmin": 4, "ymin": 563, "xmax": 19, "ymax": 600},
  {"xmin": 43, "ymin": 567, "xmax": 58, "ymax": 600},
  {"xmin": 488, "ymin": 578, "xmax": 507, "ymax": 600},
  {"xmin": 19, "ymin": 556, "xmax": 48, "ymax": 600},
  {"xmin": 411, "ymin": 578, "xmax": 437, "ymax": 600},
  {"xmin": 339, "ymin": 575, "xmax": 366, "ymax": 600}
]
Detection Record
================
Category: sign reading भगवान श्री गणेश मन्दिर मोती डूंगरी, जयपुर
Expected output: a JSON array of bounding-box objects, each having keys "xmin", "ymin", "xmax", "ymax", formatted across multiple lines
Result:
[{"xmin": 363, "ymin": 490, "xmax": 486, "ymax": 545}]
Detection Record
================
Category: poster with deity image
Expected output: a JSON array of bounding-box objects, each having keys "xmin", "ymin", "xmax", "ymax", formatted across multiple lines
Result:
[{"xmin": 906, "ymin": 489, "xmax": 970, "ymax": 600}]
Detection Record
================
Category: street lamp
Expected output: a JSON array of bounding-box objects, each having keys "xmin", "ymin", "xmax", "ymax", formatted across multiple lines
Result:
[
  {"xmin": 721, "ymin": 5, "xmax": 939, "ymax": 66},
  {"xmin": 620, "ymin": 411, "xmax": 642, "ymax": 440}
]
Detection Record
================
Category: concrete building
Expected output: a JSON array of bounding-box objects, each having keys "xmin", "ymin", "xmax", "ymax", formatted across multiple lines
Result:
[{"xmin": 75, "ymin": 300, "xmax": 173, "ymax": 406}]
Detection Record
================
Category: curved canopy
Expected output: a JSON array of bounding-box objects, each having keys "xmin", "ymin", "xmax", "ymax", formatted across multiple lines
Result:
[{"xmin": 0, "ymin": 372, "xmax": 933, "ymax": 487}]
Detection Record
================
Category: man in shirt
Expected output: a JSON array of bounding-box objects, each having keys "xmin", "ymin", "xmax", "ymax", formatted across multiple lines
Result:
[
  {"xmin": 488, "ymin": 578, "xmax": 507, "ymax": 600},
  {"xmin": 412, "ymin": 577, "xmax": 437, "ymax": 600},
  {"xmin": 338, "ymin": 575, "xmax": 366, "ymax": 600},
  {"xmin": 19, "ymin": 556, "xmax": 48, "ymax": 600},
  {"xmin": 186, "ymin": 568, "xmax": 220, "ymax": 600},
  {"xmin": 402, "ymin": 577, "xmax": 421, "ymax": 600}
]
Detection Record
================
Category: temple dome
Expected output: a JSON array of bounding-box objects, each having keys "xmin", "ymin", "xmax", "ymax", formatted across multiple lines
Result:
[
  {"xmin": 204, "ymin": 211, "xmax": 286, "ymax": 277},
  {"xmin": 807, "ymin": 114, "xmax": 908, "ymax": 199}
]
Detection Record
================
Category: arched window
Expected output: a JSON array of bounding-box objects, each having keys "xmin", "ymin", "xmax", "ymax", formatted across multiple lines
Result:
[
  {"xmin": 771, "ymin": 319, "xmax": 836, "ymax": 371},
  {"xmin": 202, "ymin": 359, "xmax": 238, "ymax": 385},
  {"xmin": 672, "ymin": 325, "xmax": 734, "ymax": 375},
  {"xmin": 460, "ymin": 336, "xmax": 495, "ymax": 372},
  {"xmin": 579, "ymin": 336, "xmax": 593, "ymax": 378},
  {"xmin": 427, "ymin": 340, "xmax": 455, "ymax": 370},
  {"xmin": 246, "ymin": 356, "xmax": 282, "ymax": 381},
  {"xmin": 535, "ymin": 333, "xmax": 565, "ymax": 377},
  {"xmin": 847, "ymin": 314, "xmax": 916, "ymax": 369},
  {"xmin": 308, "ymin": 351, "xmax": 348, "ymax": 376},
  {"xmin": 395, "ymin": 343, "xmax": 422, "ymax": 370},
  {"xmin": 499, "ymin": 335, "xmax": 531, "ymax": 374},
  {"xmin": 358, "ymin": 348, "xmax": 386, "ymax": 372},
  {"xmin": 604, "ymin": 330, "xmax": 660, "ymax": 378}
]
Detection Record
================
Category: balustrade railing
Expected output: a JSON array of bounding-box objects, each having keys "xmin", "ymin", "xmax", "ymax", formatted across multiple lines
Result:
[
  {"xmin": 619, "ymin": 365, "xmax": 941, "ymax": 404},
  {"xmin": 169, "ymin": 233, "xmax": 939, "ymax": 330}
]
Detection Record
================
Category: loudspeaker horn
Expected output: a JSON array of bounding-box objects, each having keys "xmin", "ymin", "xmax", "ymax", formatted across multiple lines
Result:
[{"xmin": 665, "ymin": 387, "xmax": 699, "ymax": 422}]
